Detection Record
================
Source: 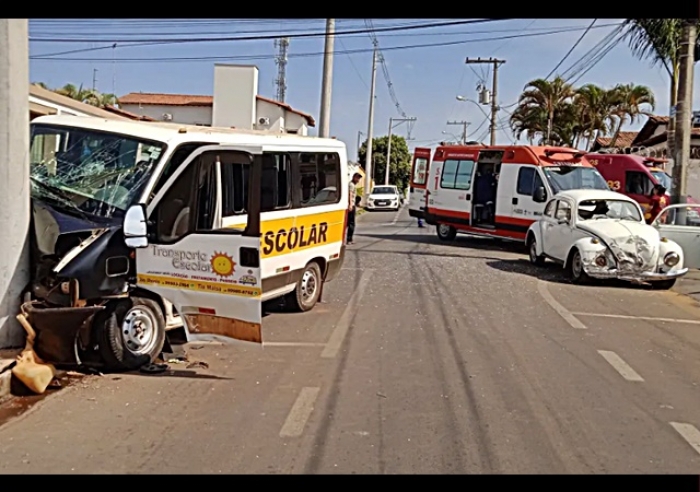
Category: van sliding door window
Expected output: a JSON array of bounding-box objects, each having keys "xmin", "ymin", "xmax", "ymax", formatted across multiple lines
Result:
[
  {"xmin": 297, "ymin": 152, "xmax": 341, "ymax": 207},
  {"xmin": 440, "ymin": 159, "xmax": 475, "ymax": 190}
]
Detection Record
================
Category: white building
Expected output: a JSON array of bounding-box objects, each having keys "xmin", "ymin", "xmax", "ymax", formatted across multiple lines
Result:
[
  {"xmin": 117, "ymin": 64, "xmax": 315, "ymax": 135},
  {"xmin": 29, "ymin": 84, "xmax": 132, "ymax": 121}
]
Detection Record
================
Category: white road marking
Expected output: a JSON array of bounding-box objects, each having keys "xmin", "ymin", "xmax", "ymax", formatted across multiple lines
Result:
[
  {"xmin": 279, "ymin": 387, "xmax": 320, "ymax": 438},
  {"xmin": 321, "ymin": 269, "xmax": 373, "ymax": 359},
  {"xmin": 597, "ymin": 350, "xmax": 645, "ymax": 382},
  {"xmin": 571, "ymin": 312, "xmax": 700, "ymax": 325},
  {"xmin": 263, "ymin": 342, "xmax": 326, "ymax": 347},
  {"xmin": 536, "ymin": 279, "xmax": 587, "ymax": 329},
  {"xmin": 670, "ymin": 422, "xmax": 700, "ymax": 456}
]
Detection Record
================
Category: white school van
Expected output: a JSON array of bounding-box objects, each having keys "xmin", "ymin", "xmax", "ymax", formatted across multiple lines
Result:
[
  {"xmin": 26, "ymin": 114, "xmax": 349, "ymax": 371},
  {"xmin": 423, "ymin": 144, "xmax": 610, "ymax": 242}
]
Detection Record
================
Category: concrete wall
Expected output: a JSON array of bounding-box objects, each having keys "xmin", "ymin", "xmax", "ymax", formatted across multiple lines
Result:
[{"xmin": 212, "ymin": 64, "xmax": 258, "ymax": 129}]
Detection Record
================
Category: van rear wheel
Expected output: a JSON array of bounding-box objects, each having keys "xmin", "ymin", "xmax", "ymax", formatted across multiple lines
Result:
[
  {"xmin": 286, "ymin": 261, "xmax": 323, "ymax": 312},
  {"xmin": 437, "ymin": 224, "xmax": 457, "ymax": 241}
]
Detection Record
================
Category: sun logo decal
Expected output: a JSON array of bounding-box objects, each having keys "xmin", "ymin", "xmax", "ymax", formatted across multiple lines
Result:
[{"xmin": 210, "ymin": 251, "xmax": 236, "ymax": 277}]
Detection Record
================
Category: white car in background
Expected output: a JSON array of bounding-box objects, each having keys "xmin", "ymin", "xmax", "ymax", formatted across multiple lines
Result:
[
  {"xmin": 526, "ymin": 189, "xmax": 688, "ymax": 289},
  {"xmin": 366, "ymin": 185, "xmax": 402, "ymax": 211}
]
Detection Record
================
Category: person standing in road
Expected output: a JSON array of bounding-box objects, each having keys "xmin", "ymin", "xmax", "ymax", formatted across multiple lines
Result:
[
  {"xmin": 647, "ymin": 184, "xmax": 667, "ymax": 224},
  {"xmin": 347, "ymin": 173, "xmax": 362, "ymax": 244}
]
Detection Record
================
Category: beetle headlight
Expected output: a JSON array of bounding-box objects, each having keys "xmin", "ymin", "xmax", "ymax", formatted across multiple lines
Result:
[
  {"xmin": 664, "ymin": 252, "xmax": 680, "ymax": 267},
  {"xmin": 594, "ymin": 254, "xmax": 607, "ymax": 267}
]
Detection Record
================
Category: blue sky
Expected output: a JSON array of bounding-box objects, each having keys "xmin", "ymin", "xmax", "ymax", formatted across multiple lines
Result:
[{"xmin": 29, "ymin": 18, "xmax": 699, "ymax": 159}]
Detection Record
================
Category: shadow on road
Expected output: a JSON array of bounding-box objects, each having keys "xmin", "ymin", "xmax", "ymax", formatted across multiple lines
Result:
[
  {"xmin": 485, "ymin": 258, "xmax": 653, "ymax": 290},
  {"xmin": 358, "ymin": 231, "xmax": 526, "ymax": 255}
]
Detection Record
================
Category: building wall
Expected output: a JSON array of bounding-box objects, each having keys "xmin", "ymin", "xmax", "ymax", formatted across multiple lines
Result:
[
  {"xmin": 29, "ymin": 95, "xmax": 92, "ymax": 118},
  {"xmin": 118, "ymin": 103, "xmax": 212, "ymax": 126}
]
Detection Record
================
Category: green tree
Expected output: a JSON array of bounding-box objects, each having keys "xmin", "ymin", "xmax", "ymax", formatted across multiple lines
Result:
[
  {"xmin": 357, "ymin": 134, "xmax": 412, "ymax": 192},
  {"xmin": 34, "ymin": 82, "xmax": 119, "ymax": 107}
]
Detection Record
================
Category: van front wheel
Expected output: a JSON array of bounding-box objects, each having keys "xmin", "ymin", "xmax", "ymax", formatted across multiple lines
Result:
[
  {"xmin": 437, "ymin": 224, "xmax": 457, "ymax": 241},
  {"xmin": 286, "ymin": 261, "xmax": 323, "ymax": 312}
]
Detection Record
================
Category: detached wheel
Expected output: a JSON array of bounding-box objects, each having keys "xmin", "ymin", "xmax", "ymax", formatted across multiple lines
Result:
[
  {"xmin": 652, "ymin": 279, "xmax": 676, "ymax": 290},
  {"xmin": 527, "ymin": 236, "xmax": 546, "ymax": 266},
  {"xmin": 437, "ymin": 224, "xmax": 457, "ymax": 241},
  {"xmin": 568, "ymin": 248, "xmax": 591, "ymax": 285},
  {"xmin": 286, "ymin": 261, "xmax": 323, "ymax": 312},
  {"xmin": 93, "ymin": 297, "xmax": 166, "ymax": 372}
]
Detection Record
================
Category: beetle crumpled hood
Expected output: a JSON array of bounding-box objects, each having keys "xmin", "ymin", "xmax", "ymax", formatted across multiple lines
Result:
[{"xmin": 578, "ymin": 219, "xmax": 660, "ymax": 272}]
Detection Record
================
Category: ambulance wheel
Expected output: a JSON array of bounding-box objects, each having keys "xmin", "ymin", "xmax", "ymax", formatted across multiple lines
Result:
[
  {"xmin": 287, "ymin": 261, "xmax": 323, "ymax": 312},
  {"xmin": 437, "ymin": 224, "xmax": 457, "ymax": 241},
  {"xmin": 93, "ymin": 297, "xmax": 166, "ymax": 372}
]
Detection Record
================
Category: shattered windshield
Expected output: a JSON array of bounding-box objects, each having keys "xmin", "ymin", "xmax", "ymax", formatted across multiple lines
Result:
[
  {"xmin": 29, "ymin": 124, "xmax": 165, "ymax": 219},
  {"xmin": 577, "ymin": 199, "xmax": 642, "ymax": 222},
  {"xmin": 543, "ymin": 166, "xmax": 609, "ymax": 193}
]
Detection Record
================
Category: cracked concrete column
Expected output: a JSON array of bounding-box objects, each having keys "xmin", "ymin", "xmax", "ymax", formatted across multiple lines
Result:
[{"xmin": 0, "ymin": 19, "xmax": 30, "ymax": 348}]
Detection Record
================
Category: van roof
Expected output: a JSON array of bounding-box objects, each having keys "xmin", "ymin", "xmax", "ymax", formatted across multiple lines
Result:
[
  {"xmin": 434, "ymin": 144, "xmax": 592, "ymax": 167},
  {"xmin": 31, "ymin": 114, "xmax": 346, "ymax": 150},
  {"xmin": 586, "ymin": 153, "xmax": 669, "ymax": 172}
]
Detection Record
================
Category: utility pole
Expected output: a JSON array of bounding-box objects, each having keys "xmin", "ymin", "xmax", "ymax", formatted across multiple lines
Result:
[
  {"xmin": 465, "ymin": 57, "xmax": 505, "ymax": 145},
  {"xmin": 362, "ymin": 48, "xmax": 378, "ymax": 205},
  {"xmin": 92, "ymin": 68, "xmax": 98, "ymax": 92},
  {"xmin": 356, "ymin": 131, "xmax": 364, "ymax": 161},
  {"xmin": 318, "ymin": 19, "xmax": 335, "ymax": 138},
  {"xmin": 446, "ymin": 120, "xmax": 470, "ymax": 144},
  {"xmin": 671, "ymin": 20, "xmax": 696, "ymax": 206},
  {"xmin": 274, "ymin": 37, "xmax": 290, "ymax": 103},
  {"xmin": 0, "ymin": 19, "xmax": 30, "ymax": 348},
  {"xmin": 385, "ymin": 116, "xmax": 417, "ymax": 185}
]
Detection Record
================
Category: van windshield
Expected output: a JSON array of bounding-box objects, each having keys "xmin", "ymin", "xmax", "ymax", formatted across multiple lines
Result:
[
  {"xmin": 30, "ymin": 124, "xmax": 165, "ymax": 219},
  {"xmin": 542, "ymin": 166, "xmax": 608, "ymax": 193},
  {"xmin": 651, "ymin": 170, "xmax": 673, "ymax": 191}
]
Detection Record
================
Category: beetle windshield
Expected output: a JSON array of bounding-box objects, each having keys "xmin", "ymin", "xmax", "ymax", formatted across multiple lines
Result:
[
  {"xmin": 577, "ymin": 199, "xmax": 642, "ymax": 222},
  {"xmin": 30, "ymin": 123, "xmax": 166, "ymax": 219},
  {"xmin": 543, "ymin": 166, "xmax": 609, "ymax": 193}
]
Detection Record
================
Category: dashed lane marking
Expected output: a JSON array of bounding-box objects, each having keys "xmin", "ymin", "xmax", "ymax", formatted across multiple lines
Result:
[
  {"xmin": 279, "ymin": 387, "xmax": 320, "ymax": 438},
  {"xmin": 597, "ymin": 350, "xmax": 645, "ymax": 382},
  {"xmin": 670, "ymin": 422, "xmax": 700, "ymax": 456}
]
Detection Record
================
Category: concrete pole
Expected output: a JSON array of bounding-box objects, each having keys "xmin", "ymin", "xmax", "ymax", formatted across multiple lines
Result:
[
  {"xmin": 671, "ymin": 21, "xmax": 696, "ymax": 206},
  {"xmin": 385, "ymin": 118, "xmax": 393, "ymax": 185},
  {"xmin": 361, "ymin": 48, "xmax": 377, "ymax": 205},
  {"xmin": 490, "ymin": 61, "xmax": 500, "ymax": 146},
  {"xmin": 318, "ymin": 19, "xmax": 335, "ymax": 138},
  {"xmin": 0, "ymin": 19, "xmax": 30, "ymax": 348}
]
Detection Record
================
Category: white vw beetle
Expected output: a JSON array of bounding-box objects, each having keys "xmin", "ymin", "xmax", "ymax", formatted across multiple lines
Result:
[{"xmin": 526, "ymin": 189, "xmax": 688, "ymax": 289}]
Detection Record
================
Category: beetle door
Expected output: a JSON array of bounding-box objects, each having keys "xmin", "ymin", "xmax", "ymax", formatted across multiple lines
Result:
[
  {"xmin": 654, "ymin": 204, "xmax": 700, "ymax": 269},
  {"xmin": 129, "ymin": 145, "xmax": 265, "ymax": 345}
]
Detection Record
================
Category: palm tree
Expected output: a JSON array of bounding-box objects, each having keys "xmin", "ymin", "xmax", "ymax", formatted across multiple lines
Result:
[
  {"xmin": 513, "ymin": 76, "xmax": 576, "ymax": 145},
  {"xmin": 607, "ymin": 83, "xmax": 655, "ymax": 147},
  {"xmin": 34, "ymin": 81, "xmax": 119, "ymax": 108},
  {"xmin": 573, "ymin": 84, "xmax": 618, "ymax": 150}
]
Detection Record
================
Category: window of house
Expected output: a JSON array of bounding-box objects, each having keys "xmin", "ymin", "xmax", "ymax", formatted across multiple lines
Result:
[
  {"xmin": 440, "ymin": 159, "xmax": 475, "ymax": 189},
  {"xmin": 625, "ymin": 171, "xmax": 654, "ymax": 195},
  {"xmin": 298, "ymin": 152, "xmax": 341, "ymax": 207}
]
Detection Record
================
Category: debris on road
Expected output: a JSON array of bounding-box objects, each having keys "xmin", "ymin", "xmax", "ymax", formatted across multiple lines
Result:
[
  {"xmin": 11, "ymin": 312, "xmax": 56, "ymax": 395},
  {"xmin": 186, "ymin": 361, "xmax": 209, "ymax": 370}
]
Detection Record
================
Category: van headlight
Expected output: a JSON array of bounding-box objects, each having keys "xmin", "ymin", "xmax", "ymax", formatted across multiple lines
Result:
[{"xmin": 664, "ymin": 252, "xmax": 680, "ymax": 267}]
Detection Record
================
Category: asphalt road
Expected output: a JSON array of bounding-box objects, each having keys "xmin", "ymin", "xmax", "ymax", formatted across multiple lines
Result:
[{"xmin": 2, "ymin": 205, "xmax": 700, "ymax": 473}]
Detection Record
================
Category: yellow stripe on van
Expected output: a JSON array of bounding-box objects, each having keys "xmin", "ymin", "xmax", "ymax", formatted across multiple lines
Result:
[{"xmin": 226, "ymin": 209, "xmax": 346, "ymax": 259}]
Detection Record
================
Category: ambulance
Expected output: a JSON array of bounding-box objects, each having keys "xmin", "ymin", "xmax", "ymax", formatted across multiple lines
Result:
[
  {"xmin": 26, "ymin": 114, "xmax": 349, "ymax": 371},
  {"xmin": 408, "ymin": 147, "xmax": 432, "ymax": 220},
  {"xmin": 422, "ymin": 144, "xmax": 609, "ymax": 242}
]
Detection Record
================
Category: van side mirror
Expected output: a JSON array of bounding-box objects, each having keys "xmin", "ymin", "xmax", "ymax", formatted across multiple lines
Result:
[
  {"xmin": 123, "ymin": 204, "xmax": 149, "ymax": 248},
  {"xmin": 533, "ymin": 186, "xmax": 547, "ymax": 203}
]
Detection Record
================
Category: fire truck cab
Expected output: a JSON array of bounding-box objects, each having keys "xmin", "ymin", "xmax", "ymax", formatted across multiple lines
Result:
[
  {"xmin": 423, "ymin": 144, "xmax": 609, "ymax": 242},
  {"xmin": 585, "ymin": 153, "xmax": 675, "ymax": 222}
]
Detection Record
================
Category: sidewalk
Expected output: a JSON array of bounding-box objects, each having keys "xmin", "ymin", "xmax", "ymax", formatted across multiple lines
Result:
[{"xmin": 0, "ymin": 349, "xmax": 21, "ymax": 400}]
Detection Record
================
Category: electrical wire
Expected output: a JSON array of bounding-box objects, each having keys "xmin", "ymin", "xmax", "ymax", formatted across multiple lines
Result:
[
  {"xmin": 558, "ymin": 24, "xmax": 625, "ymax": 83},
  {"xmin": 31, "ymin": 23, "xmax": 624, "ymax": 63},
  {"xmin": 29, "ymin": 19, "xmax": 504, "ymax": 44},
  {"xmin": 569, "ymin": 31, "xmax": 624, "ymax": 85},
  {"xmin": 544, "ymin": 19, "xmax": 596, "ymax": 80},
  {"xmin": 365, "ymin": 18, "xmax": 407, "ymax": 118},
  {"xmin": 337, "ymin": 36, "xmax": 368, "ymax": 90}
]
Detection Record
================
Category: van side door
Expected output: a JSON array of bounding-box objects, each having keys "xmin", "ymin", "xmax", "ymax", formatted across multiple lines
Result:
[{"xmin": 512, "ymin": 165, "xmax": 548, "ymax": 227}]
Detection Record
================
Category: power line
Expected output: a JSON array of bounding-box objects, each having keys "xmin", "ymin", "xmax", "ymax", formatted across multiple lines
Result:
[
  {"xmin": 559, "ymin": 24, "xmax": 625, "ymax": 83},
  {"xmin": 336, "ymin": 37, "xmax": 368, "ymax": 89},
  {"xmin": 28, "ymin": 19, "xmax": 505, "ymax": 44},
  {"xmin": 31, "ymin": 23, "xmax": 624, "ymax": 63},
  {"xmin": 365, "ymin": 18, "xmax": 407, "ymax": 118},
  {"xmin": 569, "ymin": 32, "xmax": 624, "ymax": 85},
  {"xmin": 545, "ymin": 19, "xmax": 596, "ymax": 80}
]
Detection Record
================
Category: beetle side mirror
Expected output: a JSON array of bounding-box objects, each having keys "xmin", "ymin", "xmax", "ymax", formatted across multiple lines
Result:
[
  {"xmin": 123, "ymin": 204, "xmax": 149, "ymax": 248},
  {"xmin": 533, "ymin": 186, "xmax": 547, "ymax": 203}
]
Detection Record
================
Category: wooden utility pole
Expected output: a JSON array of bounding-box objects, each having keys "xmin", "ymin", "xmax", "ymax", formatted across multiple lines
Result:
[
  {"xmin": 671, "ymin": 20, "xmax": 696, "ymax": 205},
  {"xmin": 465, "ymin": 57, "xmax": 505, "ymax": 145}
]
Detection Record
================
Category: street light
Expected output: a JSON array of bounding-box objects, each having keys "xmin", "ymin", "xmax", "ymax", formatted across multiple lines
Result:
[
  {"xmin": 442, "ymin": 130, "xmax": 460, "ymax": 142},
  {"xmin": 455, "ymin": 95, "xmax": 490, "ymax": 119}
]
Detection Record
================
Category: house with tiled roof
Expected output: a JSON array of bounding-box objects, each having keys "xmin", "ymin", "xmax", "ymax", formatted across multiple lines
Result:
[
  {"xmin": 29, "ymin": 83, "xmax": 131, "ymax": 121},
  {"xmin": 117, "ymin": 64, "xmax": 315, "ymax": 135}
]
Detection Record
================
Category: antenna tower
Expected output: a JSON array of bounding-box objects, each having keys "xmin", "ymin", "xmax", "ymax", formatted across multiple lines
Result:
[{"xmin": 274, "ymin": 37, "xmax": 290, "ymax": 102}]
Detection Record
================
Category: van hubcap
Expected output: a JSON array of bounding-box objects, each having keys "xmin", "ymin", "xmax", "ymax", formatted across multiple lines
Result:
[
  {"xmin": 301, "ymin": 269, "xmax": 317, "ymax": 303},
  {"xmin": 122, "ymin": 307, "xmax": 157, "ymax": 355},
  {"xmin": 438, "ymin": 224, "xmax": 451, "ymax": 237}
]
